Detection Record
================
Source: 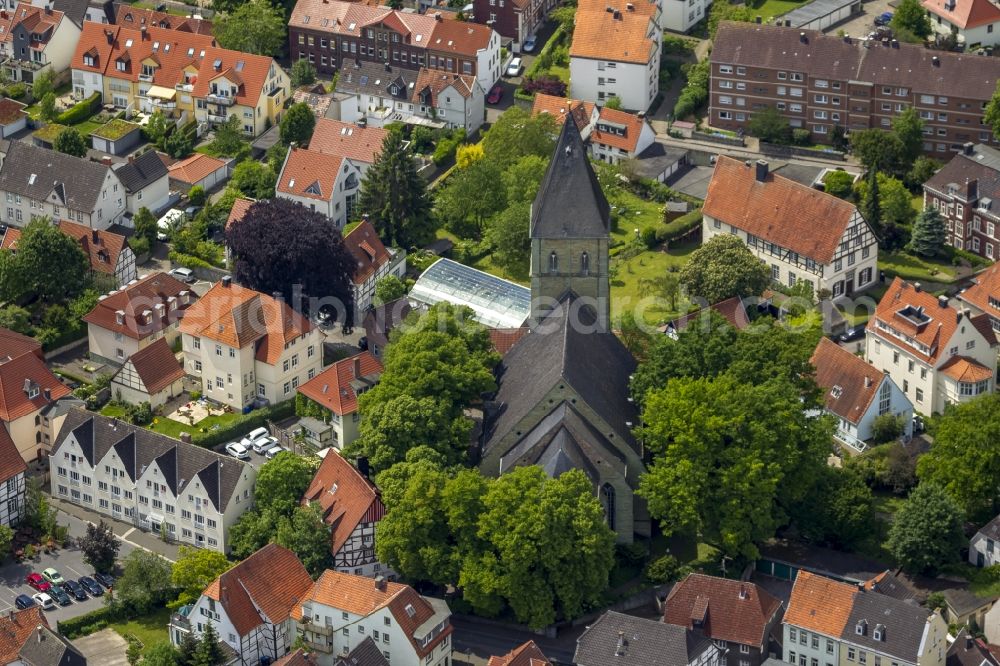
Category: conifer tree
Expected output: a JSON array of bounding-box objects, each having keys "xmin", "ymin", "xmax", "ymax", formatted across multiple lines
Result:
[
  {"xmin": 358, "ymin": 131, "xmax": 433, "ymax": 248},
  {"xmin": 908, "ymin": 207, "xmax": 947, "ymax": 258}
]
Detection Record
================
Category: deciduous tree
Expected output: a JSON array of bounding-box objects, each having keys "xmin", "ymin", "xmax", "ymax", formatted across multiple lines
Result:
[
  {"xmin": 14, "ymin": 217, "xmax": 89, "ymax": 303},
  {"xmin": 142, "ymin": 641, "xmax": 180, "ymax": 666},
  {"xmin": 79, "ymin": 520, "xmax": 120, "ymax": 573},
  {"xmin": 113, "ymin": 550, "xmax": 174, "ymax": 614},
  {"xmin": 790, "ymin": 466, "xmax": 875, "ymax": 549},
  {"xmin": 214, "ymin": 0, "xmax": 286, "ymax": 56},
  {"xmin": 39, "ymin": 93, "xmax": 56, "ymax": 122},
  {"xmin": 227, "ymin": 160, "xmax": 277, "ymax": 199},
  {"xmin": 254, "ymin": 451, "xmax": 315, "ymax": 515},
  {"xmin": 54, "ymin": 127, "xmax": 87, "ymax": 157},
  {"xmin": 822, "ymin": 170, "xmax": 855, "ymax": 199},
  {"xmin": 891, "ymin": 0, "xmax": 932, "ymax": 39},
  {"xmin": 435, "ymin": 157, "xmax": 506, "ymax": 237},
  {"xmin": 209, "ymin": 115, "xmax": 246, "ymax": 158},
  {"xmin": 485, "ymin": 202, "xmax": 531, "ymax": 278},
  {"xmin": 481, "ymin": 106, "xmax": 557, "ymax": 168},
  {"xmin": 850, "ymin": 129, "xmax": 904, "ymax": 174},
  {"xmin": 678, "ymin": 234, "xmax": 770, "ymax": 305},
  {"xmin": 374, "ymin": 275, "xmax": 407, "ymax": 305},
  {"xmin": 747, "ymin": 106, "xmax": 791, "ymax": 144},
  {"xmin": 290, "ymin": 58, "xmax": 317, "ymax": 87},
  {"xmin": 171, "ymin": 546, "xmax": 231, "ymax": 606},
  {"xmin": 358, "ymin": 131, "xmax": 434, "ymax": 248},
  {"xmin": 274, "ymin": 503, "xmax": 333, "ymax": 576},
  {"xmin": 887, "ymin": 483, "xmax": 964, "ymax": 574},
  {"xmin": 226, "ymin": 198, "xmax": 355, "ymax": 323},
  {"xmin": 279, "ymin": 102, "xmax": 315, "ymax": 146}
]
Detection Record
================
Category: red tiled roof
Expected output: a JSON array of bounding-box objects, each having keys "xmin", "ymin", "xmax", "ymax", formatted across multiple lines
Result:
[
  {"xmin": 0, "ymin": 326, "xmax": 41, "ymax": 360},
  {"xmin": 0, "ymin": 3, "xmax": 63, "ymax": 48},
  {"xmin": 939, "ymin": 355, "xmax": 994, "ymax": 383},
  {"xmin": 784, "ymin": 570, "xmax": 856, "ymax": 637},
  {"xmin": 302, "ymin": 451, "xmax": 384, "ymax": 555},
  {"xmin": 960, "ymin": 262, "xmax": 1000, "ymax": 321},
  {"xmin": 663, "ymin": 296, "xmax": 751, "ymax": 334},
  {"xmin": 298, "ymin": 351, "xmax": 382, "ymax": 416},
  {"xmin": 114, "ymin": 5, "xmax": 214, "ymax": 35},
  {"xmin": 663, "ymin": 573, "xmax": 781, "ymax": 649},
  {"xmin": 922, "ymin": 0, "xmax": 1000, "ymax": 29},
  {"xmin": 591, "ymin": 106, "xmax": 647, "ymax": 153},
  {"xmin": 488, "ymin": 327, "xmax": 529, "ymax": 356},
  {"xmin": 412, "ymin": 67, "xmax": 477, "ymax": 105},
  {"xmin": 82, "ymin": 272, "xmax": 196, "ymax": 341},
  {"xmin": 0, "ymin": 98, "xmax": 26, "ymax": 126},
  {"xmin": 487, "ymin": 641, "xmax": 552, "ymax": 666},
  {"xmin": 0, "ymin": 426, "xmax": 26, "ymax": 483},
  {"xmin": 273, "ymin": 649, "xmax": 318, "ymax": 666},
  {"xmin": 0, "ymin": 351, "xmax": 70, "ymax": 422},
  {"xmin": 178, "ymin": 281, "xmax": 313, "ymax": 365},
  {"xmin": 167, "ymin": 153, "xmax": 227, "ymax": 186},
  {"xmin": 0, "ymin": 608, "xmax": 47, "ymax": 663},
  {"xmin": 226, "ymin": 197, "xmax": 254, "ymax": 231},
  {"xmin": 276, "ymin": 148, "xmax": 344, "ymax": 201},
  {"xmin": 308, "ymin": 119, "xmax": 387, "ymax": 165},
  {"xmin": 122, "ymin": 338, "xmax": 184, "ymax": 395},
  {"xmin": 58, "ymin": 220, "xmax": 127, "ymax": 276},
  {"xmin": 204, "ymin": 544, "xmax": 313, "ymax": 636},
  {"xmin": 571, "ymin": 0, "xmax": 658, "ymax": 64},
  {"xmin": 426, "ymin": 16, "xmax": 494, "ymax": 55},
  {"xmin": 810, "ymin": 337, "xmax": 883, "ymax": 425},
  {"xmin": 704, "ymin": 156, "xmax": 859, "ymax": 264},
  {"xmin": 343, "ymin": 220, "xmax": 392, "ymax": 285},
  {"xmin": 530, "ymin": 93, "xmax": 595, "ymax": 131}
]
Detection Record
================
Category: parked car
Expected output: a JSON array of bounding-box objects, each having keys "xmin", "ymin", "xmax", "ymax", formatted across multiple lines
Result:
[
  {"xmin": 239, "ymin": 427, "xmax": 269, "ymax": 449},
  {"xmin": 41, "ymin": 568, "xmax": 65, "ymax": 586},
  {"xmin": 31, "ymin": 593, "xmax": 55, "ymax": 610},
  {"xmin": 169, "ymin": 267, "xmax": 196, "ymax": 284},
  {"xmin": 251, "ymin": 435, "xmax": 278, "ymax": 454},
  {"xmin": 875, "ymin": 11, "xmax": 893, "ymax": 25},
  {"xmin": 62, "ymin": 579, "xmax": 87, "ymax": 601},
  {"xmin": 506, "ymin": 57, "xmax": 522, "ymax": 77},
  {"xmin": 522, "ymin": 35, "xmax": 537, "ymax": 52},
  {"xmin": 265, "ymin": 444, "xmax": 290, "ymax": 460},
  {"xmin": 225, "ymin": 441, "xmax": 250, "ymax": 460},
  {"xmin": 157, "ymin": 209, "xmax": 186, "ymax": 242},
  {"xmin": 487, "ymin": 84, "xmax": 503, "ymax": 105},
  {"xmin": 93, "ymin": 573, "xmax": 115, "ymax": 589},
  {"xmin": 26, "ymin": 573, "xmax": 51, "ymax": 592},
  {"xmin": 184, "ymin": 206, "xmax": 201, "ymax": 219},
  {"xmin": 838, "ymin": 326, "xmax": 866, "ymax": 343},
  {"xmin": 49, "ymin": 585, "xmax": 72, "ymax": 606},
  {"xmin": 79, "ymin": 577, "xmax": 103, "ymax": 597},
  {"xmin": 14, "ymin": 594, "xmax": 35, "ymax": 610}
]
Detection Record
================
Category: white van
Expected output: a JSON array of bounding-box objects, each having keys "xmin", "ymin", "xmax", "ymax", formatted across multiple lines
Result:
[{"xmin": 156, "ymin": 209, "xmax": 186, "ymax": 242}]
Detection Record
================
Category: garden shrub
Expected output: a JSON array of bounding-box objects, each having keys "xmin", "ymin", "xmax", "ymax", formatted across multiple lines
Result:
[{"xmin": 56, "ymin": 92, "xmax": 102, "ymax": 125}]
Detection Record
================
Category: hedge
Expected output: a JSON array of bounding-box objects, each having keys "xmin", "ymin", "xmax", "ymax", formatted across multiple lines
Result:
[
  {"xmin": 167, "ymin": 251, "xmax": 214, "ymax": 270},
  {"xmin": 57, "ymin": 92, "xmax": 101, "ymax": 125},
  {"xmin": 655, "ymin": 210, "xmax": 702, "ymax": 244},
  {"xmin": 58, "ymin": 605, "xmax": 123, "ymax": 638},
  {"xmin": 191, "ymin": 399, "xmax": 295, "ymax": 448}
]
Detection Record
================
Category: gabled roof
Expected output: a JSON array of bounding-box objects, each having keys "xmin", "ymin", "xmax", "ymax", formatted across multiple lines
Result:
[
  {"xmin": 116, "ymin": 337, "xmax": 184, "ymax": 395},
  {"xmin": 810, "ymin": 337, "xmax": 886, "ymax": 426},
  {"xmin": 17, "ymin": 624, "xmax": 86, "ymax": 666},
  {"xmin": 663, "ymin": 573, "xmax": 782, "ymax": 649},
  {"xmin": 412, "ymin": 68, "xmax": 477, "ymax": 106},
  {"xmin": 591, "ymin": 106, "xmax": 648, "ymax": 154},
  {"xmin": 531, "ymin": 118, "xmax": 610, "ymax": 239},
  {"xmin": 274, "ymin": 648, "xmax": 320, "ymax": 666},
  {"xmin": 961, "ymin": 262, "xmax": 1000, "ymax": 321},
  {"xmin": 0, "ymin": 607, "xmax": 47, "ymax": 664},
  {"xmin": 297, "ymin": 352, "xmax": 382, "ymax": 417},
  {"xmin": 948, "ymin": 629, "xmax": 1000, "ymax": 666},
  {"xmin": 0, "ymin": 98, "xmax": 27, "ymax": 126},
  {"xmin": 333, "ymin": 638, "xmax": 389, "ymax": 666},
  {"xmin": 0, "ymin": 325, "xmax": 41, "ymax": 360},
  {"xmin": 923, "ymin": 0, "xmax": 1000, "ymax": 29},
  {"xmin": 308, "ymin": 119, "xmax": 387, "ymax": 165},
  {"xmin": 570, "ymin": 0, "xmax": 658, "ymax": 65},
  {"xmin": 0, "ymin": 140, "xmax": 113, "ymax": 214},
  {"xmin": 301, "ymin": 450, "xmax": 384, "ymax": 555},
  {"xmin": 488, "ymin": 327, "xmax": 529, "ymax": 356},
  {"xmin": 426, "ymin": 16, "xmax": 494, "ymax": 55},
  {"xmin": 785, "ymin": 570, "xmax": 857, "ymax": 637},
  {"xmin": 975, "ymin": 513, "xmax": 1000, "ymax": 541},
  {"xmin": 276, "ymin": 148, "xmax": 344, "ymax": 202},
  {"xmin": 0, "ymin": 3, "xmax": 64, "ymax": 47},
  {"xmin": 863, "ymin": 570, "xmax": 917, "ymax": 602},
  {"xmin": 50, "ymin": 0, "xmax": 89, "ymax": 27},
  {"xmin": 574, "ymin": 610, "xmax": 716, "ymax": 666},
  {"xmin": 178, "ymin": 281, "xmax": 313, "ymax": 365},
  {"xmin": 225, "ymin": 197, "xmax": 254, "ymax": 231},
  {"xmin": 843, "ymin": 588, "xmax": 934, "ymax": 663},
  {"xmin": 704, "ymin": 156, "xmax": 860, "ymax": 264},
  {"xmin": 57, "ymin": 221, "xmax": 127, "ymax": 276},
  {"xmin": 343, "ymin": 220, "xmax": 392, "ymax": 285},
  {"xmin": 82, "ymin": 271, "xmax": 196, "ymax": 341},
  {"xmin": 167, "ymin": 153, "xmax": 227, "ymax": 186},
  {"xmin": 112, "ymin": 150, "xmax": 169, "ymax": 194},
  {"xmin": 0, "ymin": 348, "xmax": 70, "ymax": 422},
  {"xmin": 114, "ymin": 5, "xmax": 214, "ymax": 34},
  {"xmin": 487, "ymin": 640, "xmax": 552, "ymax": 666},
  {"xmin": 0, "ymin": 426, "xmax": 27, "ymax": 483},
  {"xmin": 923, "ymin": 146, "xmax": 1000, "ymax": 208},
  {"xmin": 204, "ymin": 544, "xmax": 313, "ymax": 636},
  {"xmin": 663, "ymin": 296, "xmax": 751, "ymax": 335},
  {"xmin": 530, "ymin": 93, "xmax": 595, "ymax": 132}
]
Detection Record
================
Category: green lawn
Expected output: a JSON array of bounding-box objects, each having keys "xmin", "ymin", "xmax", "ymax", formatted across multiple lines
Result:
[
  {"xmin": 749, "ymin": 0, "xmax": 806, "ymax": 19},
  {"xmin": 611, "ymin": 241, "xmax": 698, "ymax": 326},
  {"xmin": 108, "ymin": 607, "xmax": 172, "ymax": 655},
  {"xmin": 130, "ymin": 1, "xmax": 190, "ymax": 15},
  {"xmin": 879, "ymin": 250, "xmax": 958, "ymax": 285},
  {"xmin": 100, "ymin": 403, "xmax": 244, "ymax": 441}
]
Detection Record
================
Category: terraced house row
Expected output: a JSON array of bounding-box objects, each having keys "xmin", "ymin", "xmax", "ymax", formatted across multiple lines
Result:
[
  {"xmin": 71, "ymin": 21, "xmax": 290, "ymax": 135},
  {"xmin": 710, "ymin": 21, "xmax": 1000, "ymax": 158}
]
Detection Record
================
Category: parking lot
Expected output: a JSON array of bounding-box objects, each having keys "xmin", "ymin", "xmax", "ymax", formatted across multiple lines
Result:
[{"xmin": 824, "ymin": 0, "xmax": 896, "ymax": 38}]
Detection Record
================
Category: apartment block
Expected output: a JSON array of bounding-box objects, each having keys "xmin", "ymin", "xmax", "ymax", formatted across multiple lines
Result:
[{"xmin": 710, "ymin": 21, "xmax": 1000, "ymax": 158}]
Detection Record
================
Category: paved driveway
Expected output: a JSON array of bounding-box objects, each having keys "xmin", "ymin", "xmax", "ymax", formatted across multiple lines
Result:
[
  {"xmin": 74, "ymin": 629, "xmax": 129, "ymax": 666},
  {"xmin": 824, "ymin": 0, "xmax": 896, "ymax": 37}
]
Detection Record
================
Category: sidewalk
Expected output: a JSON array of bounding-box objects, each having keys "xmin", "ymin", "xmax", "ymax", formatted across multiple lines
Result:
[{"xmin": 51, "ymin": 497, "xmax": 181, "ymax": 562}]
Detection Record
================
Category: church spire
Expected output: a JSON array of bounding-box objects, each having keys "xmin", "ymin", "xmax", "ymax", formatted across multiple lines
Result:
[{"xmin": 530, "ymin": 116, "xmax": 610, "ymax": 239}]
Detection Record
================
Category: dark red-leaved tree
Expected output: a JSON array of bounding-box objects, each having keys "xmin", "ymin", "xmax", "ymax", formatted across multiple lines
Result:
[{"xmin": 226, "ymin": 198, "xmax": 356, "ymax": 328}]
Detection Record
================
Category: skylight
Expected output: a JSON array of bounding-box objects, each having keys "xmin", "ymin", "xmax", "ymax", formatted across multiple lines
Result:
[{"xmin": 124, "ymin": 38, "xmax": 133, "ymax": 47}]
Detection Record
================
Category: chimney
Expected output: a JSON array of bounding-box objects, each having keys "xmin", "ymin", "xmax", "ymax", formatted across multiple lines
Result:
[
  {"xmin": 967, "ymin": 634, "xmax": 974, "ymax": 650},
  {"xmin": 221, "ymin": 275, "xmax": 232, "ymax": 288},
  {"xmin": 857, "ymin": 582, "xmax": 866, "ymax": 592},
  {"xmin": 434, "ymin": 11, "xmax": 442, "ymax": 20},
  {"xmin": 374, "ymin": 575, "xmax": 387, "ymax": 591},
  {"xmin": 384, "ymin": 61, "xmax": 391, "ymax": 72},
  {"xmin": 101, "ymin": 156, "xmax": 112, "ymax": 166},
  {"xmin": 128, "ymin": 154, "xmax": 135, "ymax": 164},
  {"xmin": 36, "ymin": 626, "xmax": 44, "ymax": 643},
  {"xmin": 179, "ymin": 432, "xmax": 192, "ymax": 443},
  {"xmin": 864, "ymin": 376, "xmax": 872, "ymax": 388},
  {"xmin": 755, "ymin": 14, "xmax": 761, "ymax": 22},
  {"xmin": 932, "ymin": 55, "xmax": 940, "ymax": 67},
  {"xmin": 965, "ymin": 142, "xmax": 975, "ymax": 156},
  {"xmin": 785, "ymin": 18, "xmax": 791, "ymax": 26},
  {"xmin": 967, "ymin": 177, "xmax": 978, "ymax": 200},
  {"xmin": 43, "ymin": 388, "xmax": 51, "ymax": 401},
  {"xmin": 626, "ymin": 1, "xmax": 634, "ymax": 8},
  {"xmin": 43, "ymin": 5, "xmax": 50, "ymax": 14},
  {"xmin": 938, "ymin": 294, "xmax": 948, "ymax": 308},
  {"xmin": 755, "ymin": 159, "xmax": 769, "ymax": 182},
  {"xmin": 799, "ymin": 31, "xmax": 807, "ymax": 43},
  {"xmin": 104, "ymin": 29, "xmax": 114, "ymax": 45},
  {"xmin": 272, "ymin": 291, "xmax": 283, "ymax": 303},
  {"xmin": 613, "ymin": 9, "xmax": 622, "ymax": 19},
  {"xmin": 353, "ymin": 356, "xmax": 361, "ymax": 379},
  {"xmin": 616, "ymin": 631, "xmax": 626, "ymax": 656},
  {"xmin": 92, "ymin": 229, "xmax": 100, "ymax": 244},
  {"xmin": 357, "ymin": 456, "xmax": 370, "ymax": 479},
  {"xmin": 914, "ymin": 282, "xmax": 922, "ymax": 292},
  {"xmin": 891, "ymin": 39, "xmax": 899, "ymax": 48}
]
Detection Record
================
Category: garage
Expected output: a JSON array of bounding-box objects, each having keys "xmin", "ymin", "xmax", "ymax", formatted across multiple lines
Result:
[
  {"xmin": 781, "ymin": 0, "xmax": 863, "ymax": 32},
  {"xmin": 166, "ymin": 153, "xmax": 231, "ymax": 193},
  {"xmin": 0, "ymin": 98, "xmax": 28, "ymax": 138}
]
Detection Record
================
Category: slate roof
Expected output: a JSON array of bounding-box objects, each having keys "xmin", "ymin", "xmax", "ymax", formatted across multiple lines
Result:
[
  {"xmin": 810, "ymin": 337, "xmax": 885, "ymax": 426},
  {"xmin": 942, "ymin": 587, "xmax": 996, "ymax": 617},
  {"xmin": 975, "ymin": 513, "xmax": 1000, "ymax": 541},
  {"xmin": 863, "ymin": 570, "xmax": 917, "ymax": 602},
  {"xmin": 712, "ymin": 21, "xmax": 1000, "ymax": 99},
  {"xmin": 483, "ymin": 293, "xmax": 638, "ymax": 457},
  {"xmin": 948, "ymin": 629, "xmax": 1000, "ymax": 666},
  {"xmin": 51, "ymin": 0, "xmax": 90, "ymax": 27},
  {"xmin": 17, "ymin": 624, "xmax": 86, "ymax": 666},
  {"xmin": 663, "ymin": 574, "xmax": 782, "ymax": 649},
  {"xmin": 52, "ymin": 409, "xmax": 250, "ymax": 512},
  {"xmin": 116, "ymin": 337, "xmax": 184, "ymax": 395},
  {"xmin": 843, "ymin": 589, "xmax": 932, "ymax": 663},
  {"xmin": 0, "ymin": 608, "xmax": 47, "ymax": 664},
  {"xmin": 112, "ymin": 150, "xmax": 169, "ymax": 194},
  {"xmin": 336, "ymin": 61, "xmax": 418, "ymax": 102},
  {"xmin": 0, "ymin": 421, "xmax": 28, "ymax": 482},
  {"xmin": 333, "ymin": 637, "xmax": 389, "ymax": 666},
  {"xmin": 923, "ymin": 145, "xmax": 1000, "ymax": 208},
  {"xmin": 530, "ymin": 117, "xmax": 610, "ymax": 239},
  {"xmin": 0, "ymin": 141, "xmax": 112, "ymax": 214},
  {"xmin": 704, "ymin": 156, "xmax": 859, "ymax": 264},
  {"xmin": 204, "ymin": 543, "xmax": 313, "ymax": 636},
  {"xmin": 574, "ymin": 611, "xmax": 716, "ymax": 666}
]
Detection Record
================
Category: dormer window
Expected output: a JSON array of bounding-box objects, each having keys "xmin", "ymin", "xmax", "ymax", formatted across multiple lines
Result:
[
  {"xmin": 116, "ymin": 59, "xmax": 126, "ymax": 71},
  {"xmin": 83, "ymin": 54, "xmax": 94, "ymax": 67},
  {"xmin": 141, "ymin": 63, "xmax": 155, "ymax": 77},
  {"xmin": 548, "ymin": 251, "xmax": 557, "ymax": 273},
  {"xmin": 873, "ymin": 624, "xmax": 884, "ymax": 641},
  {"xmin": 855, "ymin": 619, "xmax": 867, "ymax": 635},
  {"xmin": 581, "ymin": 252, "xmax": 589, "ymax": 275}
]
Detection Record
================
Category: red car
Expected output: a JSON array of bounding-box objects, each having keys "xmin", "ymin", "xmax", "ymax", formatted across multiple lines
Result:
[
  {"xmin": 25, "ymin": 573, "xmax": 50, "ymax": 592},
  {"xmin": 487, "ymin": 84, "xmax": 503, "ymax": 105}
]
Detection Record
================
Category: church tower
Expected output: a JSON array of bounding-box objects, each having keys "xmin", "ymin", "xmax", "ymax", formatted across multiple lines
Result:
[{"xmin": 529, "ymin": 117, "xmax": 611, "ymax": 328}]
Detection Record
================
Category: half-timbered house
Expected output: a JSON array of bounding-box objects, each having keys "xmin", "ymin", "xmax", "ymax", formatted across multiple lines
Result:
[{"xmin": 0, "ymin": 426, "xmax": 26, "ymax": 526}]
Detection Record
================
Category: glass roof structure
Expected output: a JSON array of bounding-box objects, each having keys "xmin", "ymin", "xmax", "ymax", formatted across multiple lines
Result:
[{"xmin": 409, "ymin": 258, "xmax": 531, "ymax": 329}]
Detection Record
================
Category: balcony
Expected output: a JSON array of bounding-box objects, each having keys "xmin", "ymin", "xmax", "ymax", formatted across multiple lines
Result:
[
  {"xmin": 207, "ymin": 113, "xmax": 228, "ymax": 123},
  {"xmin": 175, "ymin": 82, "xmax": 194, "ymax": 92},
  {"xmin": 206, "ymin": 93, "xmax": 234, "ymax": 106},
  {"xmin": 151, "ymin": 98, "xmax": 176, "ymax": 110},
  {"xmin": 298, "ymin": 620, "xmax": 333, "ymax": 637},
  {"xmin": 301, "ymin": 638, "xmax": 333, "ymax": 654},
  {"xmin": 139, "ymin": 73, "xmax": 154, "ymax": 82}
]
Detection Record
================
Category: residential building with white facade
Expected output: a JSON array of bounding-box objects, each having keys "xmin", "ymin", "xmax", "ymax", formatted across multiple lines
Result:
[
  {"xmin": 703, "ymin": 157, "xmax": 879, "ymax": 299},
  {"xmin": 275, "ymin": 147, "xmax": 362, "ymax": 229},
  {"xmin": 178, "ymin": 278, "xmax": 324, "ymax": 411},
  {"xmin": 784, "ymin": 571, "xmax": 947, "ymax": 666},
  {"xmin": 109, "ymin": 337, "xmax": 185, "ymax": 408},
  {"xmin": 960, "ymin": 260, "xmax": 1000, "ymax": 333},
  {"xmin": 343, "ymin": 220, "xmax": 406, "ymax": 317},
  {"xmin": 811, "ymin": 337, "xmax": 914, "ymax": 453},
  {"xmin": 170, "ymin": 544, "xmax": 315, "ymax": 665},
  {"xmin": 308, "ymin": 119, "xmax": 388, "ymax": 178},
  {"xmin": 0, "ymin": 140, "xmax": 126, "ymax": 230},
  {"xmin": 83, "ymin": 271, "xmax": 197, "ymax": 367},
  {"xmin": 970, "ymin": 514, "xmax": 1000, "ymax": 568},
  {"xmin": 923, "ymin": 0, "xmax": 1000, "ymax": 48},
  {"xmin": 569, "ymin": 0, "xmax": 661, "ymax": 111},
  {"xmin": 293, "ymin": 570, "xmax": 453, "ymax": 666},
  {"xmin": 112, "ymin": 150, "xmax": 171, "ymax": 217},
  {"xmin": 297, "ymin": 352, "xmax": 382, "ymax": 452},
  {"xmin": 662, "ymin": 0, "xmax": 711, "ymax": 32},
  {"xmin": 0, "ymin": 3, "xmax": 80, "ymax": 83},
  {"xmin": 50, "ymin": 410, "xmax": 257, "ymax": 552},
  {"xmin": 0, "ymin": 427, "xmax": 26, "ymax": 526},
  {"xmin": 866, "ymin": 278, "xmax": 998, "ymax": 415}
]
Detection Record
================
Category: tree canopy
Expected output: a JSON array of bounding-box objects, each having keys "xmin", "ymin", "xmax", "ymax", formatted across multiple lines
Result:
[
  {"xmin": 907, "ymin": 206, "xmax": 947, "ymax": 258},
  {"xmin": 789, "ymin": 466, "xmax": 875, "ymax": 549},
  {"xmin": 890, "ymin": 0, "xmax": 932, "ymax": 40},
  {"xmin": 79, "ymin": 520, "xmax": 120, "ymax": 573},
  {"xmin": 358, "ymin": 130, "xmax": 434, "ymax": 248},
  {"xmin": 54, "ymin": 127, "xmax": 87, "ymax": 157},
  {"xmin": 214, "ymin": 0, "xmax": 286, "ymax": 56},
  {"xmin": 290, "ymin": 59, "xmax": 317, "ymax": 87},
  {"xmin": 254, "ymin": 451, "xmax": 316, "ymax": 515},
  {"xmin": 3, "ymin": 217, "xmax": 90, "ymax": 304},
  {"xmin": 678, "ymin": 234, "xmax": 771, "ymax": 305},
  {"xmin": 171, "ymin": 546, "xmax": 231, "ymax": 606},
  {"xmin": 112, "ymin": 550, "xmax": 175, "ymax": 615},
  {"xmin": 887, "ymin": 483, "xmax": 964, "ymax": 574},
  {"xmin": 481, "ymin": 106, "xmax": 557, "ymax": 168},
  {"xmin": 226, "ymin": 198, "xmax": 356, "ymax": 324},
  {"xmin": 279, "ymin": 102, "xmax": 316, "ymax": 146}
]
